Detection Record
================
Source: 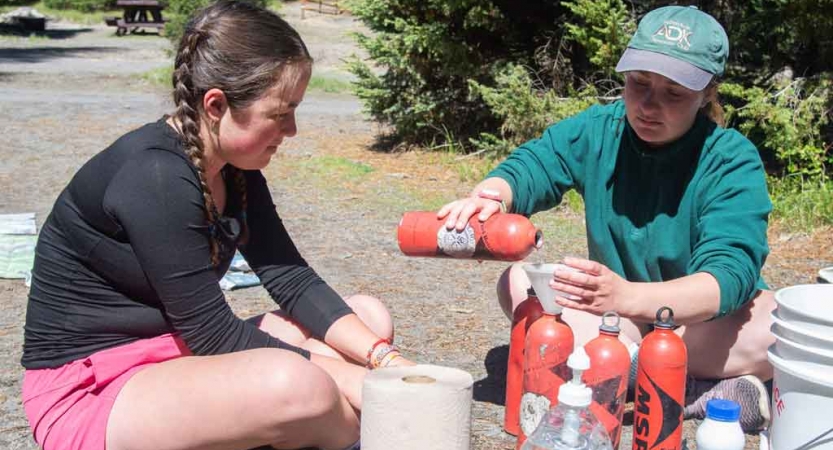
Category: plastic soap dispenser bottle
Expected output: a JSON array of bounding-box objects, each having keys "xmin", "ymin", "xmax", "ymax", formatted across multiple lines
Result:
[
  {"xmin": 520, "ymin": 347, "xmax": 613, "ymax": 450},
  {"xmin": 695, "ymin": 399, "xmax": 745, "ymax": 450}
]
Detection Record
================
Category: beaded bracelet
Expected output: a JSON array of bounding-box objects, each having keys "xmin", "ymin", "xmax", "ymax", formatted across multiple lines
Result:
[
  {"xmin": 369, "ymin": 344, "xmax": 400, "ymax": 369},
  {"xmin": 379, "ymin": 351, "xmax": 402, "ymax": 368},
  {"xmin": 365, "ymin": 338, "xmax": 391, "ymax": 368}
]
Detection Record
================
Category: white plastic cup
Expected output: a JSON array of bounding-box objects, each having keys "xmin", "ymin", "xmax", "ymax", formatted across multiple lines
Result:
[{"xmin": 767, "ymin": 345, "xmax": 833, "ymax": 450}]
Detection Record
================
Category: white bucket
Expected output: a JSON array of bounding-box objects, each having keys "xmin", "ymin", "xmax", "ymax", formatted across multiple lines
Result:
[
  {"xmin": 771, "ymin": 325, "xmax": 833, "ymax": 378},
  {"xmin": 774, "ymin": 285, "xmax": 833, "ymax": 337},
  {"xmin": 772, "ymin": 310, "xmax": 833, "ymax": 350},
  {"xmin": 819, "ymin": 267, "xmax": 833, "ymax": 284},
  {"xmin": 768, "ymin": 346, "xmax": 833, "ymax": 450}
]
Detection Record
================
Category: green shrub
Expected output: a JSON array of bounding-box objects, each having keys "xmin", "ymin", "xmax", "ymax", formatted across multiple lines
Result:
[
  {"xmin": 561, "ymin": 0, "xmax": 634, "ymax": 79},
  {"xmin": 0, "ymin": 0, "xmax": 34, "ymax": 7},
  {"xmin": 463, "ymin": 0, "xmax": 632, "ymax": 158},
  {"xmin": 345, "ymin": 0, "xmax": 636, "ymax": 152},
  {"xmin": 769, "ymin": 175, "xmax": 833, "ymax": 229},
  {"xmin": 344, "ymin": 0, "xmax": 573, "ymax": 150},
  {"xmin": 721, "ymin": 74, "xmax": 832, "ymax": 178},
  {"xmin": 468, "ymin": 64, "xmax": 599, "ymax": 157}
]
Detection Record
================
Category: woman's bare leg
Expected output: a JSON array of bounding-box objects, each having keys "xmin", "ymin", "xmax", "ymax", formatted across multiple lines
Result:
[
  {"xmin": 106, "ymin": 348, "xmax": 359, "ymax": 450},
  {"xmin": 677, "ymin": 289, "xmax": 776, "ymax": 380}
]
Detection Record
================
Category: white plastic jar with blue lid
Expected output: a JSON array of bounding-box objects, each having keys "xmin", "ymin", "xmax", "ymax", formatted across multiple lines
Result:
[{"xmin": 695, "ymin": 399, "xmax": 746, "ymax": 450}]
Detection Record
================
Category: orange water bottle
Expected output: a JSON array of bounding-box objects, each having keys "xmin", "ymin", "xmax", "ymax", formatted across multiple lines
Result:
[
  {"xmin": 517, "ymin": 307, "xmax": 574, "ymax": 449},
  {"xmin": 504, "ymin": 288, "xmax": 544, "ymax": 436},
  {"xmin": 632, "ymin": 307, "xmax": 687, "ymax": 450},
  {"xmin": 397, "ymin": 211, "xmax": 543, "ymax": 261},
  {"xmin": 584, "ymin": 312, "xmax": 630, "ymax": 450}
]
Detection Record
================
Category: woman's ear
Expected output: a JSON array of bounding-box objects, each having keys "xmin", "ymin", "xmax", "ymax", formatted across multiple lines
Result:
[
  {"xmin": 203, "ymin": 88, "xmax": 228, "ymax": 124},
  {"xmin": 701, "ymin": 84, "xmax": 718, "ymax": 108}
]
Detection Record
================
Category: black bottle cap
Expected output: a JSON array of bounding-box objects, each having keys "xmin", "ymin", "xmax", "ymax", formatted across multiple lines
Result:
[
  {"xmin": 599, "ymin": 311, "xmax": 621, "ymax": 334},
  {"xmin": 654, "ymin": 306, "xmax": 676, "ymax": 329}
]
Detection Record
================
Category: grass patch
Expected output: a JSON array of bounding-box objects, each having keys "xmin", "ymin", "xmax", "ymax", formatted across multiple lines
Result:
[
  {"xmin": 24, "ymin": 33, "xmax": 51, "ymax": 42},
  {"xmin": 299, "ymin": 155, "xmax": 374, "ymax": 180},
  {"xmin": 139, "ymin": 65, "xmax": 172, "ymax": 86},
  {"xmin": 770, "ymin": 175, "xmax": 833, "ymax": 231},
  {"xmin": 308, "ymin": 74, "xmax": 353, "ymax": 94},
  {"xmin": 375, "ymin": 181, "xmax": 451, "ymax": 213},
  {"xmin": 139, "ymin": 67, "xmax": 353, "ymax": 94}
]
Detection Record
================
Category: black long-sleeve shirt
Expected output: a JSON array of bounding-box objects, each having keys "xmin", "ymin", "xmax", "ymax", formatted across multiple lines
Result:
[{"xmin": 22, "ymin": 117, "xmax": 353, "ymax": 369}]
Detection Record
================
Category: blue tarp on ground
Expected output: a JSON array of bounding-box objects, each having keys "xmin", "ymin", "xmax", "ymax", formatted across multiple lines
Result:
[{"xmin": 0, "ymin": 213, "xmax": 37, "ymax": 283}]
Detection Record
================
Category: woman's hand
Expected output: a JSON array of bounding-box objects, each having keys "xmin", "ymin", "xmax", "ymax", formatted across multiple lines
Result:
[
  {"xmin": 437, "ymin": 178, "xmax": 513, "ymax": 231},
  {"xmin": 550, "ymin": 256, "xmax": 638, "ymax": 317},
  {"xmin": 437, "ymin": 196, "xmax": 503, "ymax": 231}
]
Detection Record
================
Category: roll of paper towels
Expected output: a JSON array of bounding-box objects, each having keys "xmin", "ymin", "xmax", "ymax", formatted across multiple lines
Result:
[{"xmin": 361, "ymin": 364, "xmax": 474, "ymax": 450}]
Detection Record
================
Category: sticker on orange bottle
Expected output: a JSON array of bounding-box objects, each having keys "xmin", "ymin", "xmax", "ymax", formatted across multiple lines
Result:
[
  {"xmin": 436, "ymin": 224, "xmax": 476, "ymax": 258},
  {"xmin": 633, "ymin": 369, "xmax": 683, "ymax": 450}
]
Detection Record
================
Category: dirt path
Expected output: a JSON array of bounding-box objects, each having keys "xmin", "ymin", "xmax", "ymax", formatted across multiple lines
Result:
[{"xmin": 0, "ymin": 3, "xmax": 830, "ymax": 450}]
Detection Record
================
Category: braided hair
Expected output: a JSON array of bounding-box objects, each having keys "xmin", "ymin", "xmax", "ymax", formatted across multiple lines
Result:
[{"xmin": 171, "ymin": 0, "xmax": 311, "ymax": 265}]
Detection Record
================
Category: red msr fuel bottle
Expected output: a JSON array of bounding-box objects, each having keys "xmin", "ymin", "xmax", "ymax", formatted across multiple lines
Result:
[
  {"xmin": 632, "ymin": 307, "xmax": 687, "ymax": 450},
  {"xmin": 517, "ymin": 305, "xmax": 574, "ymax": 449},
  {"xmin": 584, "ymin": 312, "xmax": 630, "ymax": 450},
  {"xmin": 504, "ymin": 288, "xmax": 544, "ymax": 436},
  {"xmin": 397, "ymin": 211, "xmax": 543, "ymax": 261}
]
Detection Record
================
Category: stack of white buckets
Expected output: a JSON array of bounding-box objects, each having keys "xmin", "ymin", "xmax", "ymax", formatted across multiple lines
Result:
[{"xmin": 768, "ymin": 284, "xmax": 833, "ymax": 449}]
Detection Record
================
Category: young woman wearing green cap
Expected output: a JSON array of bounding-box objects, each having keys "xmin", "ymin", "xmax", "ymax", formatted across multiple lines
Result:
[{"xmin": 439, "ymin": 5, "xmax": 772, "ymax": 432}]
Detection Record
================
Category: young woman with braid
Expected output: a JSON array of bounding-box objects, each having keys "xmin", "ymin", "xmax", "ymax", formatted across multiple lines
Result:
[{"xmin": 20, "ymin": 2, "xmax": 409, "ymax": 450}]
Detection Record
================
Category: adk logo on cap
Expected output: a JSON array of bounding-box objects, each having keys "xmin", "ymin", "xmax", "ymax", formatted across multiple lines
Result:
[
  {"xmin": 652, "ymin": 20, "xmax": 693, "ymax": 51},
  {"xmin": 614, "ymin": 5, "xmax": 729, "ymax": 90}
]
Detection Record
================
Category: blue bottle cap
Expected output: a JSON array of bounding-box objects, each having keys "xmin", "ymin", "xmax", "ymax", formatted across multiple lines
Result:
[{"xmin": 706, "ymin": 399, "xmax": 741, "ymax": 422}]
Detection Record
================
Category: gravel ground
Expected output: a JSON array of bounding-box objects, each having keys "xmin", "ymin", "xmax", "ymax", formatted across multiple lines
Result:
[{"xmin": 1, "ymin": 3, "xmax": 830, "ymax": 450}]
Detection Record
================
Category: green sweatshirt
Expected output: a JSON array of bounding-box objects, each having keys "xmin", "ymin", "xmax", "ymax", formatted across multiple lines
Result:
[{"xmin": 489, "ymin": 100, "xmax": 771, "ymax": 318}]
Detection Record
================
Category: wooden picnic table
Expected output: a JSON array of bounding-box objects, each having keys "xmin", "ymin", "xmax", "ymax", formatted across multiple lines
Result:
[
  {"xmin": 301, "ymin": 0, "xmax": 342, "ymax": 19},
  {"xmin": 105, "ymin": 0, "xmax": 166, "ymax": 36}
]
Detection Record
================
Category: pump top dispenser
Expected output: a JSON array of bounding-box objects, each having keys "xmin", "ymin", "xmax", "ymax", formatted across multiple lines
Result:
[{"xmin": 520, "ymin": 347, "xmax": 614, "ymax": 450}]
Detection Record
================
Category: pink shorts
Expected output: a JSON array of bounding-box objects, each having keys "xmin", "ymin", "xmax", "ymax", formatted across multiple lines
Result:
[{"xmin": 22, "ymin": 333, "xmax": 191, "ymax": 450}]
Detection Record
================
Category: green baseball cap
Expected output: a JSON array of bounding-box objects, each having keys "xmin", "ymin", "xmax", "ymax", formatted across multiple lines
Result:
[{"xmin": 615, "ymin": 6, "xmax": 729, "ymax": 91}]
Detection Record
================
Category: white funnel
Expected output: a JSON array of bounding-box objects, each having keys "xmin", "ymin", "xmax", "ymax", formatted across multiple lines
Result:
[{"xmin": 523, "ymin": 263, "xmax": 579, "ymax": 314}]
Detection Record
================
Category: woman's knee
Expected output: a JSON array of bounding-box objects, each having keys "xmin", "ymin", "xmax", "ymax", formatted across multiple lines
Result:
[
  {"xmin": 497, "ymin": 263, "xmax": 531, "ymax": 319},
  {"xmin": 257, "ymin": 351, "xmax": 343, "ymax": 421},
  {"xmin": 735, "ymin": 290, "xmax": 776, "ymax": 378},
  {"xmin": 683, "ymin": 290, "xmax": 776, "ymax": 379},
  {"xmin": 344, "ymin": 294, "xmax": 393, "ymax": 341},
  {"xmin": 256, "ymin": 351, "xmax": 359, "ymax": 447}
]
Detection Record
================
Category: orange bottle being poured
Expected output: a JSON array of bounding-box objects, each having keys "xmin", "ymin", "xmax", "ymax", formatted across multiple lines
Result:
[
  {"xmin": 632, "ymin": 307, "xmax": 687, "ymax": 450},
  {"xmin": 397, "ymin": 211, "xmax": 543, "ymax": 261}
]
